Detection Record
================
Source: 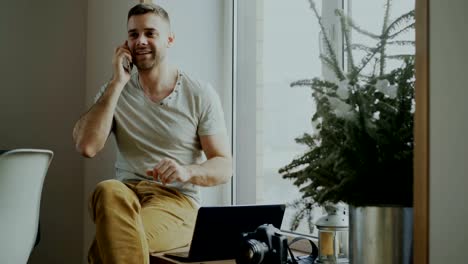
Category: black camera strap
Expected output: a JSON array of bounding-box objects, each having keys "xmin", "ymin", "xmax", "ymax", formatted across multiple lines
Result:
[{"xmin": 286, "ymin": 236, "xmax": 319, "ymax": 264}]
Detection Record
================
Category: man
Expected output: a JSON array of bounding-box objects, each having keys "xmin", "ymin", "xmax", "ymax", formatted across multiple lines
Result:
[{"xmin": 73, "ymin": 3, "xmax": 232, "ymax": 264}]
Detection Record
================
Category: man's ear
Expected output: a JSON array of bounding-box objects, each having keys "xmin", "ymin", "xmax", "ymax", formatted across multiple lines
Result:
[{"xmin": 167, "ymin": 32, "xmax": 175, "ymax": 48}]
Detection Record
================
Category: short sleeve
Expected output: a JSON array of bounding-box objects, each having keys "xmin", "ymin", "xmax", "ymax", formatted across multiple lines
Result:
[{"xmin": 197, "ymin": 84, "xmax": 227, "ymax": 136}]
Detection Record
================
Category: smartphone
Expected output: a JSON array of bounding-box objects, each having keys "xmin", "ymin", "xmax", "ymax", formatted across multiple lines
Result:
[{"xmin": 122, "ymin": 57, "xmax": 133, "ymax": 73}]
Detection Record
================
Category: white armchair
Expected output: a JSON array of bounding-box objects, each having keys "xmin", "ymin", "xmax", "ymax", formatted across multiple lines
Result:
[{"xmin": 0, "ymin": 149, "xmax": 53, "ymax": 264}]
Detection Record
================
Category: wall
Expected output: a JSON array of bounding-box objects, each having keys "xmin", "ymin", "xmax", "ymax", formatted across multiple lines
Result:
[
  {"xmin": 0, "ymin": 0, "xmax": 87, "ymax": 263},
  {"xmin": 0, "ymin": 1, "xmax": 231, "ymax": 262},
  {"xmin": 83, "ymin": 0, "xmax": 133, "ymax": 261},
  {"xmin": 83, "ymin": 0, "xmax": 232, "ymax": 261},
  {"xmin": 430, "ymin": 0, "xmax": 468, "ymax": 262}
]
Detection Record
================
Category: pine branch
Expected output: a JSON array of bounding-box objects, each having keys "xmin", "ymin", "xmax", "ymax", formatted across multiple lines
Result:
[
  {"xmin": 291, "ymin": 78, "xmax": 315, "ymax": 87},
  {"xmin": 388, "ymin": 23, "xmax": 415, "ymax": 39},
  {"xmin": 296, "ymin": 134, "xmax": 320, "ymax": 148},
  {"xmin": 280, "ymin": 154, "xmax": 312, "ymax": 176},
  {"xmin": 336, "ymin": 9, "xmax": 357, "ymax": 77},
  {"xmin": 379, "ymin": 0, "xmax": 392, "ymax": 76},
  {"xmin": 348, "ymin": 43, "xmax": 376, "ymax": 53},
  {"xmin": 354, "ymin": 42, "xmax": 385, "ymax": 76},
  {"xmin": 320, "ymin": 55, "xmax": 344, "ymax": 80},
  {"xmin": 290, "ymin": 206, "xmax": 305, "ymax": 231},
  {"xmin": 285, "ymin": 198, "xmax": 318, "ymax": 232},
  {"xmin": 382, "ymin": 0, "xmax": 392, "ymax": 32},
  {"xmin": 334, "ymin": 9, "xmax": 380, "ymax": 39},
  {"xmin": 385, "ymin": 54, "xmax": 415, "ymax": 60},
  {"xmin": 386, "ymin": 40, "xmax": 415, "ymax": 46},
  {"xmin": 307, "ymin": 207, "xmax": 315, "ymax": 234},
  {"xmin": 384, "ymin": 10, "xmax": 415, "ymax": 36}
]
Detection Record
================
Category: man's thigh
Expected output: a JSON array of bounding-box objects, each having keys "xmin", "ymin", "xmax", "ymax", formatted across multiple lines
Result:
[{"xmin": 130, "ymin": 181, "xmax": 197, "ymax": 252}]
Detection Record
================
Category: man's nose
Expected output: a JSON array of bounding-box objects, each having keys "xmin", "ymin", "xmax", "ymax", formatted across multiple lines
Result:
[{"xmin": 137, "ymin": 35, "xmax": 148, "ymax": 45}]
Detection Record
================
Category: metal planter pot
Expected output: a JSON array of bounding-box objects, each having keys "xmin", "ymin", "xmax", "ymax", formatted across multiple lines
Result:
[{"xmin": 349, "ymin": 206, "xmax": 413, "ymax": 264}]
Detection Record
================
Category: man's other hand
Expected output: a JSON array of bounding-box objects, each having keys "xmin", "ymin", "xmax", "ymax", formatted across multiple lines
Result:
[{"xmin": 146, "ymin": 158, "xmax": 191, "ymax": 185}]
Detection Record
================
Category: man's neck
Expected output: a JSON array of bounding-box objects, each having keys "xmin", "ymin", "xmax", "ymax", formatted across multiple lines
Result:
[{"xmin": 138, "ymin": 63, "xmax": 177, "ymax": 99}]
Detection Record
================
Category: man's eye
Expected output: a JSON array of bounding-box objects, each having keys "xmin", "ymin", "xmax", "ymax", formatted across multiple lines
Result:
[
  {"xmin": 129, "ymin": 33, "xmax": 138, "ymax": 38},
  {"xmin": 146, "ymin": 32, "xmax": 155, "ymax": 37}
]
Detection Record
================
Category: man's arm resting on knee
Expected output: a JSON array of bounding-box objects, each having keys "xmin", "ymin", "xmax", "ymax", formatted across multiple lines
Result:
[
  {"xmin": 147, "ymin": 133, "xmax": 233, "ymax": 187},
  {"xmin": 185, "ymin": 132, "xmax": 233, "ymax": 186},
  {"xmin": 73, "ymin": 80, "xmax": 125, "ymax": 158}
]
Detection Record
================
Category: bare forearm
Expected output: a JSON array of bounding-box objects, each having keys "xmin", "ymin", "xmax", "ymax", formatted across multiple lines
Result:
[
  {"xmin": 73, "ymin": 81, "xmax": 124, "ymax": 157},
  {"xmin": 185, "ymin": 156, "xmax": 233, "ymax": 186}
]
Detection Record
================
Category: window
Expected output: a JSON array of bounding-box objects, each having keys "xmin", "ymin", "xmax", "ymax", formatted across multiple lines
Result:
[
  {"xmin": 234, "ymin": 0, "xmax": 336, "ymax": 235},
  {"xmin": 257, "ymin": 0, "xmax": 325, "ymax": 234},
  {"xmin": 234, "ymin": 0, "xmax": 414, "ymax": 235}
]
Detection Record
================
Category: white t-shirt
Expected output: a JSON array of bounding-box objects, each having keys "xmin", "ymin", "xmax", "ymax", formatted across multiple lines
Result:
[{"xmin": 95, "ymin": 70, "xmax": 226, "ymax": 204}]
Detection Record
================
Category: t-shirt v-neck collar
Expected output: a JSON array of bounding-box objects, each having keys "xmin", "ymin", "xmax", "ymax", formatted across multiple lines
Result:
[{"xmin": 136, "ymin": 70, "xmax": 182, "ymax": 106}]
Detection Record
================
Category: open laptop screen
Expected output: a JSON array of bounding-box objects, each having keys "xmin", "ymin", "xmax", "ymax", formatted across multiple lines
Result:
[{"xmin": 186, "ymin": 204, "xmax": 286, "ymax": 261}]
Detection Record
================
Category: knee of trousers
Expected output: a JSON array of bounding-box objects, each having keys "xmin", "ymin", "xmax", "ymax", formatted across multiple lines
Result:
[{"xmin": 89, "ymin": 180, "xmax": 140, "ymax": 219}]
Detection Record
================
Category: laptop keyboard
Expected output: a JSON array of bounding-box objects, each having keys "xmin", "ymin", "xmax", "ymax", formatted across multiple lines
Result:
[{"xmin": 164, "ymin": 251, "xmax": 190, "ymax": 258}]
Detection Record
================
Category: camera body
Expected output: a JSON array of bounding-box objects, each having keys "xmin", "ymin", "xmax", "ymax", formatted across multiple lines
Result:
[{"xmin": 236, "ymin": 224, "xmax": 288, "ymax": 264}]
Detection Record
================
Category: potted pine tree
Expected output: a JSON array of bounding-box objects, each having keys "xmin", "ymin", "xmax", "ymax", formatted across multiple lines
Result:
[{"xmin": 279, "ymin": 1, "xmax": 415, "ymax": 263}]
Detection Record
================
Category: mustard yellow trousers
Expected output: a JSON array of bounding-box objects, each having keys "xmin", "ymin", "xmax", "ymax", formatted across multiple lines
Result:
[{"xmin": 87, "ymin": 179, "xmax": 197, "ymax": 264}]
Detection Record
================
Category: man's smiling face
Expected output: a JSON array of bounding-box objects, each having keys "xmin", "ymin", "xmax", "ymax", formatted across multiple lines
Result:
[{"xmin": 127, "ymin": 13, "xmax": 173, "ymax": 70}]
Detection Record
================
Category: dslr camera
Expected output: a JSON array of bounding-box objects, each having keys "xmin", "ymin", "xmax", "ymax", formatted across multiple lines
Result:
[{"xmin": 236, "ymin": 224, "xmax": 288, "ymax": 264}]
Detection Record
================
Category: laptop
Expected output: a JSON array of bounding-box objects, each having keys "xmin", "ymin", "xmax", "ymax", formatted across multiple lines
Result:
[{"xmin": 163, "ymin": 204, "xmax": 286, "ymax": 262}]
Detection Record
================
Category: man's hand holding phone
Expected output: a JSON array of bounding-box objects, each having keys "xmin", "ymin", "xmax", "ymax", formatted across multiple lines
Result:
[{"xmin": 112, "ymin": 41, "xmax": 133, "ymax": 85}]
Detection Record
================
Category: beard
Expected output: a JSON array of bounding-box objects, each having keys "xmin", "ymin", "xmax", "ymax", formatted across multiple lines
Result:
[{"xmin": 133, "ymin": 49, "xmax": 162, "ymax": 71}]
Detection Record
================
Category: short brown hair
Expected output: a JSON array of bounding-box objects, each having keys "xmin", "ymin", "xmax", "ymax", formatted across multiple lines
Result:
[{"xmin": 127, "ymin": 3, "xmax": 170, "ymax": 25}]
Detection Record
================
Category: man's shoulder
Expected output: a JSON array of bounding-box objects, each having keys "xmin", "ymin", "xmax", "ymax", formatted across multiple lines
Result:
[{"xmin": 179, "ymin": 71, "xmax": 214, "ymax": 97}]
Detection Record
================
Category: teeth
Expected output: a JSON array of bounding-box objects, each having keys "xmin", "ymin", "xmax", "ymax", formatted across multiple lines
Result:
[{"xmin": 136, "ymin": 50, "xmax": 151, "ymax": 55}]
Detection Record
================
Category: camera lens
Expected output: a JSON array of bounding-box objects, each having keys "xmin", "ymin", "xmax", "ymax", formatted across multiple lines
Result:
[{"xmin": 236, "ymin": 239, "xmax": 269, "ymax": 264}]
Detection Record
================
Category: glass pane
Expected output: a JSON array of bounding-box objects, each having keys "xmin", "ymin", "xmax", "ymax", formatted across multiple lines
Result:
[
  {"xmin": 258, "ymin": 0, "xmax": 323, "ymax": 235},
  {"xmin": 337, "ymin": 230, "xmax": 349, "ymax": 258}
]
